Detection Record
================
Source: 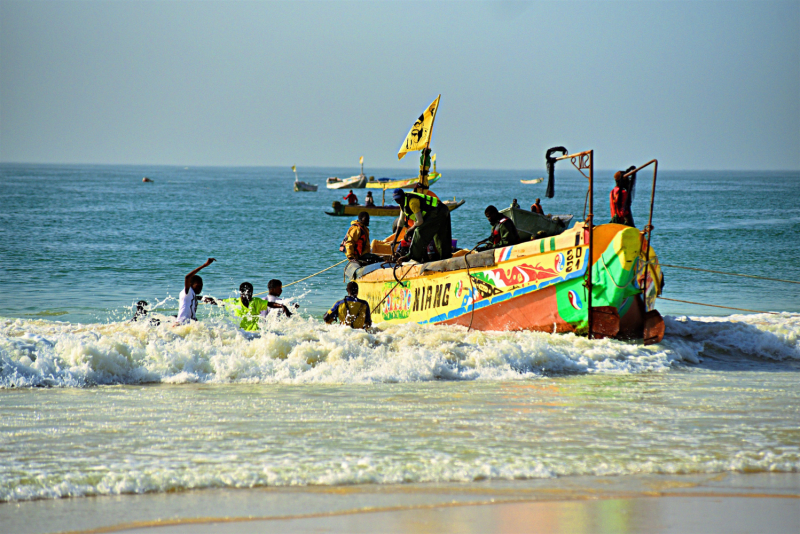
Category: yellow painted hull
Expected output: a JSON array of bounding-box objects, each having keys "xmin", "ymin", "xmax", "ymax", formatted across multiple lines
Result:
[
  {"xmin": 366, "ymin": 173, "xmax": 441, "ymax": 189},
  {"xmin": 354, "ymin": 223, "xmax": 664, "ymax": 342}
]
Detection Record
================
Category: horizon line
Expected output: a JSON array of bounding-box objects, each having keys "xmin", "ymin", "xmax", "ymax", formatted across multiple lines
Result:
[{"xmin": 1, "ymin": 161, "xmax": 798, "ymax": 173}]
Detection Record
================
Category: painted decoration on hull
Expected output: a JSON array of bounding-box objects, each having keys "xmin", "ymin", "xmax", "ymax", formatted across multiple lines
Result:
[
  {"xmin": 359, "ymin": 225, "xmax": 661, "ymax": 336},
  {"xmin": 363, "ymin": 246, "xmax": 589, "ymax": 326}
]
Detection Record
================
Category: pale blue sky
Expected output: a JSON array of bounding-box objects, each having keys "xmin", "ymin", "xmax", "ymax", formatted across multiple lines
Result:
[{"xmin": 1, "ymin": 1, "xmax": 798, "ymax": 170}]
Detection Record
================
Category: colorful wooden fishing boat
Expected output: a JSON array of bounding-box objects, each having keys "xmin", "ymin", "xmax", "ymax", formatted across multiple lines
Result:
[
  {"xmin": 348, "ymin": 149, "xmax": 665, "ymax": 344},
  {"xmin": 366, "ymin": 173, "xmax": 441, "ymax": 190},
  {"xmin": 325, "ymin": 199, "xmax": 465, "ymax": 217}
]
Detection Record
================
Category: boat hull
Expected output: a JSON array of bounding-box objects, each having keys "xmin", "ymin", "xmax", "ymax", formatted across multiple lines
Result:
[
  {"xmin": 326, "ymin": 199, "xmax": 465, "ymax": 217},
  {"xmin": 354, "ymin": 223, "xmax": 664, "ymax": 343},
  {"xmin": 326, "ymin": 174, "xmax": 368, "ymax": 189},
  {"xmin": 366, "ymin": 173, "xmax": 441, "ymax": 189},
  {"xmin": 294, "ymin": 181, "xmax": 318, "ymax": 192}
]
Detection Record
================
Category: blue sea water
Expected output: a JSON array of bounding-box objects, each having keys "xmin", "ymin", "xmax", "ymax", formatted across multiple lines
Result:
[
  {"xmin": 0, "ymin": 164, "xmax": 799, "ymax": 513},
  {"xmin": 1, "ymin": 164, "xmax": 798, "ymax": 322}
]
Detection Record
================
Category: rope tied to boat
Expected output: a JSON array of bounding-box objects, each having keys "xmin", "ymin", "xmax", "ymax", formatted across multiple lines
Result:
[
  {"xmin": 370, "ymin": 262, "xmax": 412, "ymax": 315},
  {"xmin": 661, "ymin": 264, "xmax": 800, "ymax": 285},
  {"xmin": 252, "ymin": 259, "xmax": 349, "ymax": 297},
  {"xmin": 656, "ymin": 297, "xmax": 784, "ymax": 315}
]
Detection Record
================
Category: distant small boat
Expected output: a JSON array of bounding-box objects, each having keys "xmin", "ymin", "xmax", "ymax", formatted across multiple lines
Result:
[
  {"xmin": 327, "ymin": 174, "xmax": 368, "ymax": 189},
  {"xmin": 327, "ymin": 156, "xmax": 371, "ymax": 189},
  {"xmin": 325, "ymin": 199, "xmax": 465, "ymax": 217},
  {"xmin": 142, "ymin": 177, "xmax": 154, "ymax": 183},
  {"xmin": 366, "ymin": 173, "xmax": 441, "ymax": 190},
  {"xmin": 292, "ymin": 165, "xmax": 318, "ymax": 192},
  {"xmin": 294, "ymin": 181, "xmax": 318, "ymax": 192},
  {"xmin": 520, "ymin": 177, "xmax": 544, "ymax": 184}
]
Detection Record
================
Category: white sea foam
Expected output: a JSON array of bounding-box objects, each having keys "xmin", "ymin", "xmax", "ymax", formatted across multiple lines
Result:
[{"xmin": 1, "ymin": 312, "xmax": 798, "ymax": 388}]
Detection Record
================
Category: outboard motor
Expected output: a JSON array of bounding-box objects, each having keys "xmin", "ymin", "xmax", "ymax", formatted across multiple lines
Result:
[{"xmin": 545, "ymin": 146, "xmax": 568, "ymax": 198}]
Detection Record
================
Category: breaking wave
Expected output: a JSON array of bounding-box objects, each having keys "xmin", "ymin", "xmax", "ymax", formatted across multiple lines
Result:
[{"xmin": 1, "ymin": 312, "xmax": 798, "ymax": 388}]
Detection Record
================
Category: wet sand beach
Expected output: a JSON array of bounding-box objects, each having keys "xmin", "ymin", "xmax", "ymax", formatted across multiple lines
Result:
[{"xmin": 4, "ymin": 473, "xmax": 797, "ymax": 534}]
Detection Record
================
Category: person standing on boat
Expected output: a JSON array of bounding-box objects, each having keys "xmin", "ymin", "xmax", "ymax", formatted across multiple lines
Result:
[
  {"xmin": 364, "ymin": 191, "xmax": 376, "ymax": 207},
  {"xmin": 393, "ymin": 188, "xmax": 452, "ymax": 264},
  {"xmin": 323, "ymin": 282, "xmax": 372, "ymax": 329},
  {"xmin": 341, "ymin": 212, "xmax": 382, "ymax": 266},
  {"xmin": 510, "ymin": 199, "xmax": 520, "ymax": 209},
  {"xmin": 343, "ymin": 190, "xmax": 358, "ymax": 206},
  {"xmin": 478, "ymin": 205, "xmax": 520, "ymax": 250},
  {"xmin": 175, "ymin": 258, "xmax": 216, "ymax": 325},
  {"xmin": 531, "ymin": 198, "xmax": 544, "ymax": 215},
  {"xmin": 610, "ymin": 171, "xmax": 634, "ymax": 227}
]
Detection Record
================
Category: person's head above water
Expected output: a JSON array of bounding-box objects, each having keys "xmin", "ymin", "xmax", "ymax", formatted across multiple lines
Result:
[
  {"xmin": 358, "ymin": 211, "xmax": 370, "ymax": 226},
  {"xmin": 392, "ymin": 188, "xmax": 405, "ymax": 203},
  {"xmin": 347, "ymin": 281, "xmax": 359, "ymax": 297},
  {"xmin": 190, "ymin": 275, "xmax": 203, "ymax": 294},
  {"xmin": 239, "ymin": 282, "xmax": 253, "ymax": 300},
  {"xmin": 484, "ymin": 205, "xmax": 500, "ymax": 225},
  {"xmin": 267, "ymin": 279, "xmax": 282, "ymax": 297}
]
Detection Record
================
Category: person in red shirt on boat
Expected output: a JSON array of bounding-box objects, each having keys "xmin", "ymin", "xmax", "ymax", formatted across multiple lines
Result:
[
  {"xmin": 343, "ymin": 190, "xmax": 358, "ymax": 205},
  {"xmin": 530, "ymin": 198, "xmax": 544, "ymax": 215},
  {"xmin": 610, "ymin": 171, "xmax": 634, "ymax": 226}
]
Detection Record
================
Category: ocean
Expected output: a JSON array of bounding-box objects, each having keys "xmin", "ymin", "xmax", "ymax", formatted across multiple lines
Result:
[{"xmin": 1, "ymin": 164, "xmax": 798, "ymax": 515}]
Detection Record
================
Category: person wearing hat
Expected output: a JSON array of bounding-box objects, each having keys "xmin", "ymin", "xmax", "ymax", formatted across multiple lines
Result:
[{"xmin": 392, "ymin": 188, "xmax": 452, "ymax": 264}]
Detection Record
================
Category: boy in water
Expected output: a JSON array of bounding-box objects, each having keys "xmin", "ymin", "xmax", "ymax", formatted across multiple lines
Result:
[
  {"xmin": 131, "ymin": 300, "xmax": 160, "ymax": 326},
  {"xmin": 175, "ymin": 258, "xmax": 215, "ymax": 325},
  {"xmin": 264, "ymin": 279, "xmax": 297, "ymax": 317},
  {"xmin": 220, "ymin": 282, "xmax": 271, "ymax": 331},
  {"xmin": 324, "ymin": 282, "xmax": 372, "ymax": 329}
]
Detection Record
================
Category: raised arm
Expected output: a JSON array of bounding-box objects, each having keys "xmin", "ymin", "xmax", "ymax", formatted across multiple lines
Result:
[{"xmin": 184, "ymin": 258, "xmax": 215, "ymax": 292}]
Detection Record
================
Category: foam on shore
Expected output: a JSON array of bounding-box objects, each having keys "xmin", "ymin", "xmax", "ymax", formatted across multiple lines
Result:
[{"xmin": 1, "ymin": 312, "xmax": 797, "ymax": 388}]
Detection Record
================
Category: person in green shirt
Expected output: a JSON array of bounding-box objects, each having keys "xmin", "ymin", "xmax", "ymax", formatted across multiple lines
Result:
[{"xmin": 221, "ymin": 282, "xmax": 272, "ymax": 331}]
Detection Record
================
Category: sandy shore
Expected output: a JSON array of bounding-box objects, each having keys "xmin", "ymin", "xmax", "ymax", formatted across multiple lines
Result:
[{"xmin": 3, "ymin": 472, "xmax": 798, "ymax": 534}]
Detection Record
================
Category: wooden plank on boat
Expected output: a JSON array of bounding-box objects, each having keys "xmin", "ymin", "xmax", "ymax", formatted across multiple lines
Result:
[
  {"xmin": 590, "ymin": 306, "xmax": 620, "ymax": 339},
  {"xmin": 643, "ymin": 310, "xmax": 665, "ymax": 345}
]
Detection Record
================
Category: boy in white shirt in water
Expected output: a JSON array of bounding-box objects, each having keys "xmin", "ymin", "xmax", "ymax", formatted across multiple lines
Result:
[
  {"xmin": 263, "ymin": 279, "xmax": 297, "ymax": 317},
  {"xmin": 175, "ymin": 258, "xmax": 216, "ymax": 325}
]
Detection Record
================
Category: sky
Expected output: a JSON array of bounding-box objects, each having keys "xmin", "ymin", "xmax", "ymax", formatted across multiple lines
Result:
[{"xmin": 1, "ymin": 1, "xmax": 798, "ymax": 171}]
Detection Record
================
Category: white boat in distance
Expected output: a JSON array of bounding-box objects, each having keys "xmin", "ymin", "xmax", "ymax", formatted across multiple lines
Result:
[
  {"xmin": 326, "ymin": 174, "xmax": 367, "ymax": 189},
  {"xmin": 327, "ymin": 156, "xmax": 369, "ymax": 189},
  {"xmin": 520, "ymin": 177, "xmax": 544, "ymax": 184},
  {"xmin": 291, "ymin": 165, "xmax": 318, "ymax": 192}
]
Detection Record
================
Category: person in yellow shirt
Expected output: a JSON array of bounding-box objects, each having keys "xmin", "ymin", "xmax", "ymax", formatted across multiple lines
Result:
[
  {"xmin": 323, "ymin": 282, "xmax": 372, "ymax": 329},
  {"xmin": 340, "ymin": 212, "xmax": 383, "ymax": 266},
  {"xmin": 220, "ymin": 282, "xmax": 272, "ymax": 331}
]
